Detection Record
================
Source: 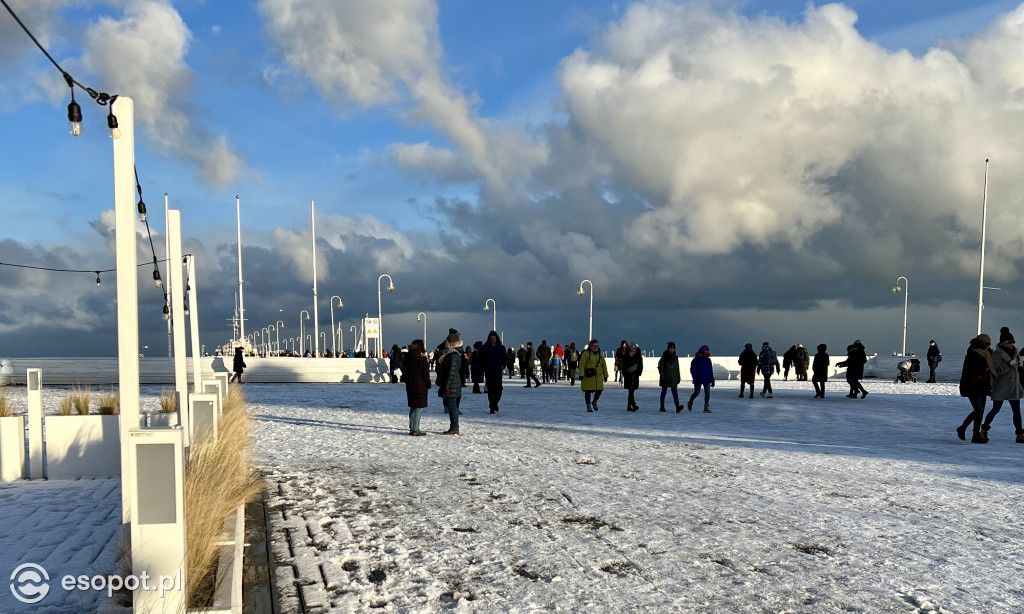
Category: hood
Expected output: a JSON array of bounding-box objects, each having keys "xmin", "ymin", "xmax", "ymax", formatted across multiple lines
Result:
[{"xmin": 488, "ymin": 330, "xmax": 500, "ymax": 344}]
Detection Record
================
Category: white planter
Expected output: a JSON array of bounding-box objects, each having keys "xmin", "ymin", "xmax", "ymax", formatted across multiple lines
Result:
[
  {"xmin": 44, "ymin": 415, "xmax": 121, "ymax": 478},
  {"xmin": 0, "ymin": 416, "xmax": 25, "ymax": 482},
  {"xmin": 148, "ymin": 413, "xmax": 180, "ymax": 428}
]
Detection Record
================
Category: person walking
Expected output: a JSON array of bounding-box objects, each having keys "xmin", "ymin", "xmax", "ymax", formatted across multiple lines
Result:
[
  {"xmin": 926, "ymin": 340, "xmax": 942, "ymax": 383},
  {"xmin": 579, "ymin": 339, "xmax": 608, "ymax": 412},
  {"xmin": 230, "ymin": 346, "xmax": 246, "ymax": 383},
  {"xmin": 523, "ymin": 342, "xmax": 541, "ymax": 388},
  {"xmin": 470, "ymin": 341, "xmax": 485, "ymax": 394},
  {"xmin": 516, "ymin": 344, "xmax": 527, "ymax": 379},
  {"xmin": 956, "ymin": 333, "xmax": 995, "ymax": 444},
  {"xmin": 757, "ymin": 342, "xmax": 780, "ymax": 398},
  {"xmin": 782, "ymin": 345, "xmax": 797, "ymax": 380},
  {"xmin": 506, "ymin": 347, "xmax": 516, "ymax": 379},
  {"xmin": 479, "ymin": 331, "xmax": 506, "ymax": 414},
  {"xmin": 537, "ymin": 340, "xmax": 552, "ymax": 384},
  {"xmin": 565, "ymin": 342, "xmax": 580, "ymax": 386},
  {"xmin": 437, "ymin": 331, "xmax": 464, "ymax": 435},
  {"xmin": 812, "ymin": 344, "xmax": 830, "ymax": 398},
  {"xmin": 737, "ymin": 343, "xmax": 758, "ymax": 398},
  {"xmin": 838, "ymin": 340, "xmax": 869, "ymax": 398},
  {"xmin": 403, "ymin": 339, "xmax": 430, "ymax": 436},
  {"xmin": 658, "ymin": 342, "xmax": 681, "ymax": 412},
  {"xmin": 389, "ymin": 344, "xmax": 401, "ymax": 383},
  {"xmin": 795, "ymin": 344, "xmax": 810, "ymax": 381},
  {"xmin": 614, "ymin": 340, "xmax": 629, "ymax": 385},
  {"xmin": 686, "ymin": 345, "xmax": 715, "ymax": 412},
  {"xmin": 981, "ymin": 328, "xmax": 1024, "ymax": 443},
  {"xmin": 621, "ymin": 342, "xmax": 644, "ymax": 411},
  {"xmin": 552, "ymin": 343, "xmax": 565, "ymax": 382}
]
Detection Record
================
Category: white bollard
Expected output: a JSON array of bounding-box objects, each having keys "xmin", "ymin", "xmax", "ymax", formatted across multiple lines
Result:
[
  {"xmin": 189, "ymin": 393, "xmax": 219, "ymax": 445},
  {"xmin": 128, "ymin": 428, "xmax": 187, "ymax": 613},
  {"xmin": 0, "ymin": 415, "xmax": 25, "ymax": 482},
  {"xmin": 26, "ymin": 369, "xmax": 43, "ymax": 479},
  {"xmin": 213, "ymin": 372, "xmax": 229, "ymax": 397},
  {"xmin": 202, "ymin": 379, "xmax": 224, "ymax": 409}
]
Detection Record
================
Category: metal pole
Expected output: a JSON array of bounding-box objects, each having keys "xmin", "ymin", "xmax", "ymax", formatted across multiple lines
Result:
[
  {"xmin": 978, "ymin": 158, "xmax": 989, "ymax": 336},
  {"xmin": 276, "ymin": 320, "xmax": 284, "ymax": 355},
  {"xmin": 417, "ymin": 312, "xmax": 427, "ymax": 350},
  {"xmin": 167, "ymin": 209, "xmax": 189, "ymax": 447},
  {"xmin": 311, "ymin": 201, "xmax": 319, "ymax": 357},
  {"xmin": 484, "ymin": 299, "xmax": 496, "ymax": 331},
  {"xmin": 894, "ymin": 276, "xmax": 908, "ymax": 356},
  {"xmin": 330, "ymin": 295, "xmax": 342, "ymax": 356},
  {"xmin": 165, "ymin": 192, "xmax": 172, "ymax": 358},
  {"xmin": 378, "ymin": 274, "xmax": 394, "ymax": 356},
  {"xmin": 579, "ymin": 280, "xmax": 594, "ymax": 341},
  {"xmin": 186, "ymin": 255, "xmax": 202, "ymax": 393},
  {"xmin": 236, "ymin": 195, "xmax": 245, "ymax": 342},
  {"xmin": 113, "ymin": 96, "xmax": 139, "ymax": 526},
  {"xmin": 351, "ymin": 326, "xmax": 357, "ymax": 354}
]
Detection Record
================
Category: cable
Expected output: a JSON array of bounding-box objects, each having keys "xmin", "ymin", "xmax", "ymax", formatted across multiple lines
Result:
[{"xmin": 0, "ymin": 257, "xmax": 175, "ymax": 274}]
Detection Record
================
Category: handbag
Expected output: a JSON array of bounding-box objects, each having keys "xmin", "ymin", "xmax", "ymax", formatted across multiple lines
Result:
[
  {"xmin": 971, "ymin": 371, "xmax": 989, "ymax": 383},
  {"xmin": 584, "ymin": 367, "xmax": 597, "ymax": 377}
]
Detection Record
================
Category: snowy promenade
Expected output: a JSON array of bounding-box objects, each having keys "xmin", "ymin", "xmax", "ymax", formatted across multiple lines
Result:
[{"xmin": 252, "ymin": 380, "xmax": 1024, "ymax": 613}]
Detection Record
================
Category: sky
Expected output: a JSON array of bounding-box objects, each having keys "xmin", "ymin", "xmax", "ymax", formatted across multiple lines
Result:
[{"xmin": 2, "ymin": 0, "xmax": 1024, "ymax": 359}]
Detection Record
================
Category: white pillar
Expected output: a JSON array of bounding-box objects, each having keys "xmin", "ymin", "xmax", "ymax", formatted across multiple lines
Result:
[
  {"xmin": 27, "ymin": 368, "xmax": 43, "ymax": 479},
  {"xmin": 113, "ymin": 96, "xmax": 140, "ymax": 525},
  {"xmin": 236, "ymin": 195, "xmax": 245, "ymax": 342},
  {"xmin": 167, "ymin": 210, "xmax": 190, "ymax": 448},
  {"xmin": 165, "ymin": 193, "xmax": 172, "ymax": 358},
  {"xmin": 977, "ymin": 158, "xmax": 989, "ymax": 336},
  {"xmin": 311, "ymin": 201, "xmax": 320, "ymax": 357}
]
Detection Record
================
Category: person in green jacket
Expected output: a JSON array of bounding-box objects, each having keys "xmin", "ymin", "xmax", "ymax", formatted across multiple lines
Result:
[
  {"xmin": 579, "ymin": 339, "xmax": 609, "ymax": 412},
  {"xmin": 658, "ymin": 342, "xmax": 681, "ymax": 412}
]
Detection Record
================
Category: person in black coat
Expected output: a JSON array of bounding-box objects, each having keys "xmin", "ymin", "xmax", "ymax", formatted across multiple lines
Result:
[
  {"xmin": 926, "ymin": 340, "xmax": 942, "ymax": 383},
  {"xmin": 537, "ymin": 340, "xmax": 552, "ymax": 383},
  {"xmin": 403, "ymin": 339, "xmax": 431, "ymax": 436},
  {"xmin": 620, "ymin": 342, "xmax": 644, "ymax": 411},
  {"xmin": 230, "ymin": 346, "xmax": 246, "ymax": 383},
  {"xmin": 505, "ymin": 347, "xmax": 516, "ymax": 378},
  {"xmin": 812, "ymin": 344, "xmax": 829, "ymax": 398},
  {"xmin": 470, "ymin": 341, "xmax": 485, "ymax": 394},
  {"xmin": 737, "ymin": 343, "xmax": 758, "ymax": 398},
  {"xmin": 957, "ymin": 334, "xmax": 995, "ymax": 443},
  {"xmin": 837, "ymin": 340, "xmax": 868, "ymax": 398},
  {"xmin": 478, "ymin": 331, "xmax": 506, "ymax": 413}
]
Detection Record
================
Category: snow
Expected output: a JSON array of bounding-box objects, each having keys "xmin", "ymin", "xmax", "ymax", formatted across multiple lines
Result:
[{"xmin": 252, "ymin": 378, "xmax": 1024, "ymax": 613}]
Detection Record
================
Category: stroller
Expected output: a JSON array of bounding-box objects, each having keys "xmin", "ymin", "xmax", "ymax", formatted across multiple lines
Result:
[{"xmin": 894, "ymin": 358, "xmax": 921, "ymax": 383}]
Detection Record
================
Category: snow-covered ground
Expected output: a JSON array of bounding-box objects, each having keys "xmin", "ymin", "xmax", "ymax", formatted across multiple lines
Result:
[{"xmin": 252, "ymin": 378, "xmax": 1024, "ymax": 613}]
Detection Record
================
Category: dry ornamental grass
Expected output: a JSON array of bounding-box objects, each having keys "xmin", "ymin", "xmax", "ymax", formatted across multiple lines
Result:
[
  {"xmin": 71, "ymin": 385, "xmax": 91, "ymax": 415},
  {"xmin": 97, "ymin": 390, "xmax": 120, "ymax": 415},
  {"xmin": 0, "ymin": 388, "xmax": 13, "ymax": 417},
  {"xmin": 159, "ymin": 389, "xmax": 177, "ymax": 413}
]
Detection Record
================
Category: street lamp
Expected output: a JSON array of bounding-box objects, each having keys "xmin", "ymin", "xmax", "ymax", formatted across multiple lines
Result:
[
  {"xmin": 267, "ymin": 325, "xmax": 276, "ymax": 356},
  {"xmin": 349, "ymin": 325, "xmax": 357, "ymax": 355},
  {"xmin": 254, "ymin": 330, "xmax": 262, "ymax": 356},
  {"xmin": 483, "ymin": 299, "xmax": 496, "ymax": 332},
  {"xmin": 577, "ymin": 279, "xmax": 594, "ymax": 342},
  {"xmin": 319, "ymin": 332, "xmax": 326, "ymax": 357},
  {"xmin": 416, "ymin": 312, "xmax": 427, "ymax": 350},
  {"xmin": 892, "ymin": 276, "xmax": 908, "ymax": 357},
  {"xmin": 262, "ymin": 327, "xmax": 270, "ymax": 356},
  {"xmin": 299, "ymin": 309, "xmax": 310, "ymax": 356},
  {"xmin": 378, "ymin": 274, "xmax": 395, "ymax": 356},
  {"xmin": 977, "ymin": 158, "xmax": 990, "ymax": 335},
  {"xmin": 276, "ymin": 320, "xmax": 284, "ymax": 355},
  {"xmin": 330, "ymin": 295, "xmax": 343, "ymax": 356},
  {"xmin": 306, "ymin": 334, "xmax": 312, "ymax": 355}
]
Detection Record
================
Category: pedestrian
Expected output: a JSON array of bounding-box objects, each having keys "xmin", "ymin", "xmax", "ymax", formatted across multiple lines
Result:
[
  {"xmin": 403, "ymin": 339, "xmax": 430, "ymax": 436},
  {"xmin": 926, "ymin": 340, "xmax": 942, "ymax": 383},
  {"xmin": 537, "ymin": 340, "xmax": 552, "ymax": 383},
  {"xmin": 812, "ymin": 344, "xmax": 829, "ymax": 398},
  {"xmin": 552, "ymin": 343, "xmax": 564, "ymax": 382},
  {"xmin": 229, "ymin": 346, "xmax": 246, "ymax": 383},
  {"xmin": 614, "ymin": 340, "xmax": 629, "ymax": 384},
  {"xmin": 506, "ymin": 347, "xmax": 516, "ymax": 379},
  {"xmin": 757, "ymin": 342, "xmax": 780, "ymax": 398},
  {"xmin": 837, "ymin": 340, "xmax": 868, "ymax": 398},
  {"xmin": 517, "ymin": 344, "xmax": 527, "ymax": 379},
  {"xmin": 956, "ymin": 333, "xmax": 995, "ymax": 444},
  {"xmin": 460, "ymin": 344, "xmax": 471, "ymax": 389},
  {"xmin": 479, "ymin": 331, "xmax": 506, "ymax": 414},
  {"xmin": 795, "ymin": 344, "xmax": 809, "ymax": 381},
  {"xmin": 470, "ymin": 340, "xmax": 485, "ymax": 394},
  {"xmin": 782, "ymin": 345, "xmax": 797, "ymax": 381},
  {"xmin": 737, "ymin": 343, "xmax": 758, "ymax": 398},
  {"xmin": 686, "ymin": 345, "xmax": 715, "ymax": 412},
  {"xmin": 436, "ymin": 331, "xmax": 464, "ymax": 435},
  {"xmin": 621, "ymin": 342, "xmax": 644, "ymax": 411},
  {"xmin": 389, "ymin": 344, "xmax": 401, "ymax": 383},
  {"xmin": 523, "ymin": 342, "xmax": 541, "ymax": 387},
  {"xmin": 981, "ymin": 328, "xmax": 1024, "ymax": 443},
  {"xmin": 580, "ymin": 339, "xmax": 608, "ymax": 412},
  {"xmin": 658, "ymin": 342, "xmax": 681, "ymax": 412},
  {"xmin": 565, "ymin": 342, "xmax": 580, "ymax": 386}
]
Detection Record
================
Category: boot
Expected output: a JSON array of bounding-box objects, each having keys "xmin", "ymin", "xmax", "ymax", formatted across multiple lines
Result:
[
  {"xmin": 676, "ymin": 404, "xmax": 683, "ymax": 413},
  {"xmin": 971, "ymin": 433, "xmax": 987, "ymax": 444},
  {"xmin": 586, "ymin": 403, "xmax": 593, "ymax": 413},
  {"xmin": 592, "ymin": 401, "xmax": 599, "ymax": 412},
  {"xmin": 442, "ymin": 429, "xmax": 459, "ymax": 435},
  {"xmin": 738, "ymin": 392, "xmax": 744, "ymax": 398},
  {"xmin": 748, "ymin": 391, "xmax": 753, "ymax": 398},
  {"xmin": 686, "ymin": 401, "xmax": 693, "ymax": 411},
  {"xmin": 659, "ymin": 404, "xmax": 666, "ymax": 412},
  {"xmin": 703, "ymin": 405, "xmax": 711, "ymax": 413},
  {"xmin": 860, "ymin": 390, "xmax": 869, "ymax": 399},
  {"xmin": 1016, "ymin": 429, "xmax": 1024, "ymax": 443},
  {"xmin": 980, "ymin": 424, "xmax": 990, "ymax": 443},
  {"xmin": 473, "ymin": 383, "xmax": 481, "ymax": 394},
  {"xmin": 956, "ymin": 425, "xmax": 967, "ymax": 441}
]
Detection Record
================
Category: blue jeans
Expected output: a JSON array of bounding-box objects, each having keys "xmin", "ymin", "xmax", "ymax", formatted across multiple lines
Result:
[
  {"xmin": 688, "ymin": 382, "xmax": 710, "ymax": 405},
  {"xmin": 660, "ymin": 386, "xmax": 679, "ymax": 407},
  {"xmin": 409, "ymin": 407, "xmax": 424, "ymax": 432},
  {"xmin": 444, "ymin": 396, "xmax": 460, "ymax": 431},
  {"xmin": 985, "ymin": 399, "xmax": 1023, "ymax": 431}
]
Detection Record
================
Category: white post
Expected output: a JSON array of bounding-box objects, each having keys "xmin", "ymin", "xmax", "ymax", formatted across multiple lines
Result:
[
  {"xmin": 168, "ymin": 210, "xmax": 190, "ymax": 448},
  {"xmin": 186, "ymin": 255, "xmax": 203, "ymax": 393},
  {"xmin": 128, "ymin": 428, "xmax": 187, "ymax": 612},
  {"xmin": 311, "ymin": 201, "xmax": 320, "ymax": 357},
  {"xmin": 579, "ymin": 280, "xmax": 594, "ymax": 341},
  {"xmin": 165, "ymin": 193, "xmax": 172, "ymax": 358},
  {"xmin": 330, "ymin": 295, "xmax": 342, "ymax": 356},
  {"xmin": 236, "ymin": 195, "xmax": 245, "ymax": 342},
  {"xmin": 26, "ymin": 368, "xmax": 43, "ymax": 479},
  {"xmin": 978, "ymin": 158, "xmax": 989, "ymax": 336},
  {"xmin": 113, "ymin": 96, "xmax": 140, "ymax": 526}
]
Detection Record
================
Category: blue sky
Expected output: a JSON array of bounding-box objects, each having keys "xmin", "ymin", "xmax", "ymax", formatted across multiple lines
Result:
[{"xmin": 2, "ymin": 0, "xmax": 1024, "ymax": 357}]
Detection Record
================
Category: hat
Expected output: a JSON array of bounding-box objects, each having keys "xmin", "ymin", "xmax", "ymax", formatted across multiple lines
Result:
[
  {"xmin": 817, "ymin": 343, "xmax": 827, "ymax": 351},
  {"xmin": 569, "ymin": 342, "xmax": 576, "ymax": 348},
  {"xmin": 744, "ymin": 343, "xmax": 752, "ymax": 350},
  {"xmin": 667, "ymin": 341, "xmax": 676, "ymax": 349},
  {"xmin": 446, "ymin": 331, "xmax": 461, "ymax": 346},
  {"xmin": 629, "ymin": 341, "xmax": 638, "ymax": 349},
  {"xmin": 448, "ymin": 328, "xmax": 459, "ymax": 335},
  {"xmin": 1000, "ymin": 327, "xmax": 1015, "ymax": 344},
  {"xmin": 762, "ymin": 341, "xmax": 769, "ymax": 346},
  {"xmin": 975, "ymin": 333, "xmax": 992, "ymax": 345},
  {"xmin": 698, "ymin": 345, "xmax": 709, "ymax": 354}
]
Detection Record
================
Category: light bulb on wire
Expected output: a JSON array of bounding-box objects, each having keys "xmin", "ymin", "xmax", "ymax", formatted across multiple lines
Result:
[
  {"xmin": 107, "ymin": 110, "xmax": 120, "ymax": 140},
  {"xmin": 153, "ymin": 270, "xmax": 162, "ymax": 288},
  {"xmin": 162, "ymin": 305, "xmax": 170, "ymax": 321},
  {"xmin": 95, "ymin": 271, "xmax": 101, "ymax": 287},
  {"xmin": 67, "ymin": 97, "xmax": 82, "ymax": 137}
]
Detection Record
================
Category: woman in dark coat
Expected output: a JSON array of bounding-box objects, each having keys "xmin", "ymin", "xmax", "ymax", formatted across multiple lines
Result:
[
  {"xmin": 658, "ymin": 342, "xmax": 681, "ymax": 412},
  {"xmin": 812, "ymin": 344, "xmax": 830, "ymax": 398},
  {"xmin": 737, "ymin": 343, "xmax": 758, "ymax": 398},
  {"xmin": 837, "ymin": 340, "xmax": 868, "ymax": 398},
  {"xmin": 404, "ymin": 339, "xmax": 431, "ymax": 436},
  {"xmin": 230, "ymin": 346, "xmax": 246, "ymax": 383},
  {"xmin": 957, "ymin": 334, "xmax": 996, "ymax": 444},
  {"xmin": 621, "ymin": 342, "xmax": 644, "ymax": 411}
]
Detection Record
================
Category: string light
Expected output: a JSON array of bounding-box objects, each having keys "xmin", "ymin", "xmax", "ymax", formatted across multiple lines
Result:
[
  {"xmin": 66, "ymin": 77, "xmax": 82, "ymax": 137},
  {"xmin": 106, "ymin": 103, "xmax": 120, "ymax": 140},
  {"xmin": 95, "ymin": 271, "xmax": 101, "ymax": 287},
  {"xmin": 162, "ymin": 305, "xmax": 170, "ymax": 320}
]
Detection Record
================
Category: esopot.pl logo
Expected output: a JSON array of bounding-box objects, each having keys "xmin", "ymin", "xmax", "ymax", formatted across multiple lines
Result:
[{"xmin": 10, "ymin": 563, "xmax": 49, "ymax": 604}]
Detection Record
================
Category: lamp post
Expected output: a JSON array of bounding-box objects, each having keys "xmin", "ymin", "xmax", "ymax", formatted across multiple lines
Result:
[
  {"xmin": 299, "ymin": 309, "xmax": 310, "ymax": 356},
  {"xmin": 350, "ymin": 325, "xmax": 357, "ymax": 354},
  {"xmin": 330, "ymin": 295, "xmax": 343, "ymax": 356},
  {"xmin": 276, "ymin": 320, "xmax": 284, "ymax": 355},
  {"xmin": 378, "ymin": 274, "xmax": 395, "ymax": 356},
  {"xmin": 262, "ymin": 327, "xmax": 270, "ymax": 356},
  {"xmin": 483, "ymin": 299, "xmax": 496, "ymax": 332},
  {"xmin": 577, "ymin": 279, "xmax": 594, "ymax": 342},
  {"xmin": 254, "ymin": 330, "xmax": 262, "ymax": 356},
  {"xmin": 977, "ymin": 158, "xmax": 990, "ymax": 336},
  {"xmin": 892, "ymin": 276, "xmax": 908, "ymax": 357},
  {"xmin": 319, "ymin": 332, "xmax": 326, "ymax": 356},
  {"xmin": 306, "ymin": 335, "xmax": 312, "ymax": 355},
  {"xmin": 416, "ymin": 312, "xmax": 427, "ymax": 349},
  {"xmin": 267, "ymin": 325, "xmax": 275, "ymax": 356}
]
